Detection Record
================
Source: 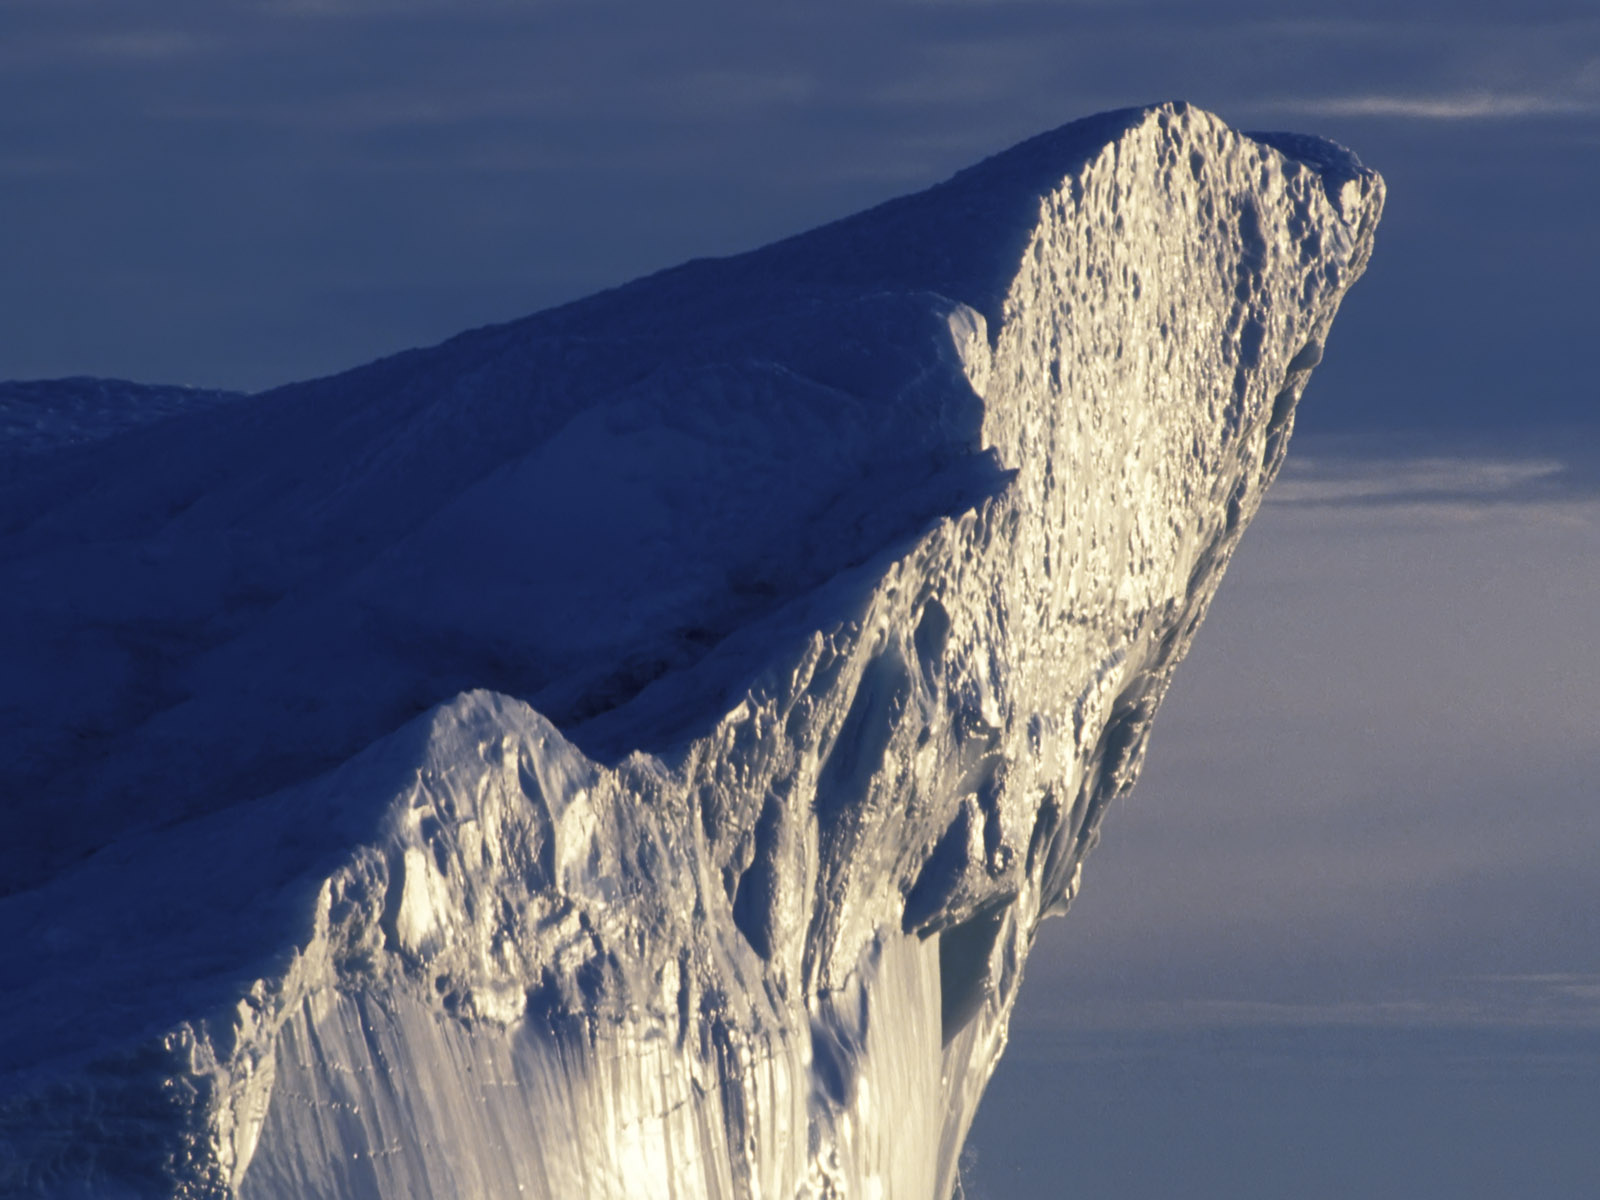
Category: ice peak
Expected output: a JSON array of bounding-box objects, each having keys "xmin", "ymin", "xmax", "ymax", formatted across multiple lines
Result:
[{"xmin": 0, "ymin": 103, "xmax": 1381, "ymax": 1199}]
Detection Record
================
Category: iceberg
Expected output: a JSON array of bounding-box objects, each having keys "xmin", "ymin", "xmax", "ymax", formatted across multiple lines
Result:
[{"xmin": 0, "ymin": 103, "xmax": 1382, "ymax": 1198}]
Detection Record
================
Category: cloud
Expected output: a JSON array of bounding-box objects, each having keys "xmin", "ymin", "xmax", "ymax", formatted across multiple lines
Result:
[
  {"xmin": 78, "ymin": 31, "xmax": 220, "ymax": 61},
  {"xmin": 1262, "ymin": 91, "xmax": 1600, "ymax": 119},
  {"xmin": 1268, "ymin": 452, "xmax": 1575, "ymax": 506},
  {"xmin": 1015, "ymin": 976, "xmax": 1600, "ymax": 1036},
  {"xmin": 0, "ymin": 29, "xmax": 220, "ymax": 70}
]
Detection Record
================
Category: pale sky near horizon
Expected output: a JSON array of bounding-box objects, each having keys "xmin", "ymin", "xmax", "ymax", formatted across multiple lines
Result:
[
  {"xmin": 5, "ymin": 3, "xmax": 1598, "ymax": 1195},
  {"xmin": 972, "ymin": 442, "xmax": 1600, "ymax": 1196}
]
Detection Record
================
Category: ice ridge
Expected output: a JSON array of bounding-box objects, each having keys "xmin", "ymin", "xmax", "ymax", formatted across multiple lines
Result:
[{"xmin": 0, "ymin": 102, "xmax": 1382, "ymax": 1199}]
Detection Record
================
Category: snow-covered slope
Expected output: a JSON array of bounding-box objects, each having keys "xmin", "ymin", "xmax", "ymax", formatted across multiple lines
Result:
[
  {"xmin": 0, "ymin": 377, "xmax": 242, "ymax": 463},
  {"xmin": 0, "ymin": 103, "xmax": 1381, "ymax": 1198}
]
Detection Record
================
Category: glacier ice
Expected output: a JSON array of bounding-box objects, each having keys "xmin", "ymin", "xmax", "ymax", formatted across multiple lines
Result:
[
  {"xmin": 0, "ymin": 378, "xmax": 243, "ymax": 465},
  {"xmin": 0, "ymin": 103, "xmax": 1382, "ymax": 1198}
]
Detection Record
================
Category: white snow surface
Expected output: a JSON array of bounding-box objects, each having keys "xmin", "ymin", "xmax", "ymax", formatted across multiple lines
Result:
[{"xmin": 0, "ymin": 104, "xmax": 1382, "ymax": 1198}]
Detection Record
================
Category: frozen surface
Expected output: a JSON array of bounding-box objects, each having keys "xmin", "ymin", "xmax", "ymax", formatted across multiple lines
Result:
[
  {"xmin": 0, "ymin": 377, "xmax": 241, "ymax": 463},
  {"xmin": 0, "ymin": 103, "xmax": 1381, "ymax": 1198}
]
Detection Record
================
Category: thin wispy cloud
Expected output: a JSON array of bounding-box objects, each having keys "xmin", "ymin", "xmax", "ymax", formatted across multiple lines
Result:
[
  {"xmin": 0, "ymin": 28, "xmax": 225, "ymax": 68},
  {"xmin": 1269, "ymin": 454, "xmax": 1575, "ymax": 506},
  {"xmin": 79, "ymin": 31, "xmax": 221, "ymax": 61},
  {"xmin": 1015, "ymin": 976, "xmax": 1600, "ymax": 1036},
  {"xmin": 1264, "ymin": 91, "xmax": 1600, "ymax": 119}
]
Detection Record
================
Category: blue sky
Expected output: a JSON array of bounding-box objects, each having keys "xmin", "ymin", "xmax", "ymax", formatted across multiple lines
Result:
[{"xmin": 4, "ymin": 3, "xmax": 1597, "ymax": 1195}]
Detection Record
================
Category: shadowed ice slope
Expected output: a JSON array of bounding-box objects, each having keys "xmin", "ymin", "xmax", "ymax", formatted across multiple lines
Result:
[{"xmin": 0, "ymin": 103, "xmax": 1381, "ymax": 1198}]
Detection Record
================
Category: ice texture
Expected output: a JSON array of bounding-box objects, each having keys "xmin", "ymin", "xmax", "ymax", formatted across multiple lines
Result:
[
  {"xmin": 0, "ymin": 377, "xmax": 242, "ymax": 463},
  {"xmin": 0, "ymin": 103, "xmax": 1382, "ymax": 1198}
]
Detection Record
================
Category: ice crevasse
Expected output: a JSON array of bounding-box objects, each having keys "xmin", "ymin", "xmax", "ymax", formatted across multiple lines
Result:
[{"xmin": 0, "ymin": 103, "xmax": 1382, "ymax": 1198}]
